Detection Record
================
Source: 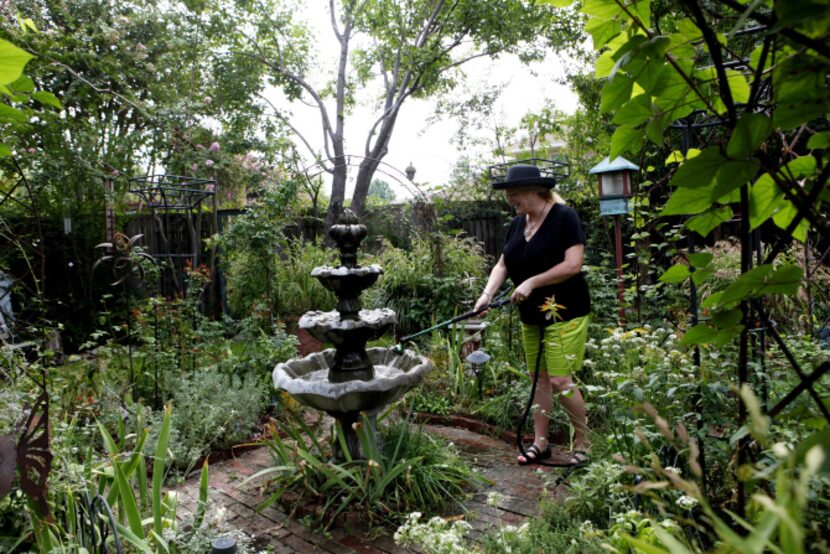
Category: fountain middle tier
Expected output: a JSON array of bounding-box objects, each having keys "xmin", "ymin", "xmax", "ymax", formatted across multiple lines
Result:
[{"xmin": 299, "ymin": 308, "xmax": 396, "ymax": 344}]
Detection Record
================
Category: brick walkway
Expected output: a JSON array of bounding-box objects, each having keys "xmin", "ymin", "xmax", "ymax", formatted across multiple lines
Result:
[{"xmin": 175, "ymin": 424, "xmax": 573, "ymax": 553}]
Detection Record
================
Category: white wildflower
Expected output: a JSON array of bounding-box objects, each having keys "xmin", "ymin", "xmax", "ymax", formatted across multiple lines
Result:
[{"xmin": 676, "ymin": 495, "xmax": 698, "ymax": 510}]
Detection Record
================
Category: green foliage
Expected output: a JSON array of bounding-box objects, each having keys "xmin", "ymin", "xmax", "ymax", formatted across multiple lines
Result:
[
  {"xmin": 579, "ymin": 0, "xmax": 829, "ymax": 346},
  {"xmin": 367, "ymin": 178, "xmax": 396, "ymax": 203},
  {"xmin": 158, "ymin": 367, "xmax": 267, "ymax": 468},
  {"xmin": 369, "ymin": 233, "xmax": 488, "ymax": 336},
  {"xmin": 271, "ymin": 239, "xmax": 337, "ymax": 319},
  {"xmin": 252, "ymin": 411, "xmax": 485, "ymax": 528},
  {"xmin": 477, "ymin": 500, "xmax": 607, "ymax": 554}
]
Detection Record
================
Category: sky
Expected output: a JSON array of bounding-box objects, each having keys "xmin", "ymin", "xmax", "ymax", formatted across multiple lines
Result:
[{"xmin": 263, "ymin": 6, "xmax": 582, "ymax": 201}]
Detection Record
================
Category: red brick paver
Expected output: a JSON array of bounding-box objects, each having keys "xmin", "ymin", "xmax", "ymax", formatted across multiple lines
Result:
[{"xmin": 175, "ymin": 424, "xmax": 568, "ymax": 552}]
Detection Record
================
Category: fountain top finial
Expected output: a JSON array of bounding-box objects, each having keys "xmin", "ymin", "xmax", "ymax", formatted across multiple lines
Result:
[{"xmin": 329, "ymin": 208, "xmax": 368, "ymax": 268}]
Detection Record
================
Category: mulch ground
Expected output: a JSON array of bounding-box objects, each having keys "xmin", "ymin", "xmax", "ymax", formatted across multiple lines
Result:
[{"xmin": 174, "ymin": 423, "xmax": 577, "ymax": 553}]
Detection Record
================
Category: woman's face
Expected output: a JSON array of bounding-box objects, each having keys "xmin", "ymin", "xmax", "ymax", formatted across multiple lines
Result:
[{"xmin": 504, "ymin": 187, "xmax": 544, "ymax": 215}]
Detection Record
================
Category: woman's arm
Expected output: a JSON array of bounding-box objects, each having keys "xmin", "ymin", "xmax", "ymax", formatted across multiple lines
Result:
[
  {"xmin": 474, "ymin": 255, "xmax": 508, "ymax": 311},
  {"xmin": 511, "ymin": 244, "xmax": 584, "ymax": 303}
]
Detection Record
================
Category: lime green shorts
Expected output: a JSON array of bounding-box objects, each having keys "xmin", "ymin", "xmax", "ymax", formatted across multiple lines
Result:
[{"xmin": 521, "ymin": 315, "xmax": 590, "ymax": 377}]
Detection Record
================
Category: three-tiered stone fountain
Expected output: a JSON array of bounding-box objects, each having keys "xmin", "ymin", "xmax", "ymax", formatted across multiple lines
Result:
[{"xmin": 272, "ymin": 210, "xmax": 433, "ymax": 460}]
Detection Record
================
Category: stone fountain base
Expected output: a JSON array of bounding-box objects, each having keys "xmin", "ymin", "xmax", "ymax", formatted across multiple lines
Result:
[{"xmin": 273, "ymin": 347, "xmax": 433, "ymax": 460}]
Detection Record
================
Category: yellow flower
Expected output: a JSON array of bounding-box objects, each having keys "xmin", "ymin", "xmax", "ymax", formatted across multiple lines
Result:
[{"xmin": 540, "ymin": 295, "xmax": 566, "ymax": 321}]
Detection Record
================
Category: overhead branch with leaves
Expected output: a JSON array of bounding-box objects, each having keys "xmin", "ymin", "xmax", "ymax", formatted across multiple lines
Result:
[{"xmin": 221, "ymin": 0, "xmax": 585, "ymax": 228}]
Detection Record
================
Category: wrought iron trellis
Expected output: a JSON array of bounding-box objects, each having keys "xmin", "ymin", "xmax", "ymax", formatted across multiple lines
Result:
[
  {"xmin": 128, "ymin": 174, "xmax": 215, "ymax": 299},
  {"xmin": 128, "ymin": 175, "xmax": 215, "ymax": 407},
  {"xmin": 664, "ymin": 12, "xmax": 830, "ymax": 518}
]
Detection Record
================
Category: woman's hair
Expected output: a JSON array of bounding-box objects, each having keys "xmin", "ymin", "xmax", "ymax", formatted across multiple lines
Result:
[{"xmin": 535, "ymin": 187, "xmax": 567, "ymax": 205}]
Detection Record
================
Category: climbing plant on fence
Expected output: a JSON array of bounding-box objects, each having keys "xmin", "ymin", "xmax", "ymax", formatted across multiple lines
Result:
[{"xmin": 547, "ymin": 0, "xmax": 830, "ymax": 525}]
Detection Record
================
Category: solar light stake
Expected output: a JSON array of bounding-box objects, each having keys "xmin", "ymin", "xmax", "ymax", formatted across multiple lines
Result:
[{"xmin": 466, "ymin": 349, "xmax": 490, "ymax": 400}]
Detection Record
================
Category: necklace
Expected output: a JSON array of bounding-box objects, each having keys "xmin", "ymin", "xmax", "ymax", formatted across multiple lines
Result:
[{"xmin": 523, "ymin": 202, "xmax": 551, "ymax": 239}]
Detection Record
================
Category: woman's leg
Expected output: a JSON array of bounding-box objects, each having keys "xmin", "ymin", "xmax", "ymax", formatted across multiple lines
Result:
[
  {"xmin": 531, "ymin": 369, "xmax": 553, "ymax": 449},
  {"xmin": 550, "ymin": 375, "xmax": 589, "ymax": 451},
  {"xmin": 518, "ymin": 324, "xmax": 551, "ymax": 463},
  {"xmin": 543, "ymin": 316, "xmax": 591, "ymax": 456}
]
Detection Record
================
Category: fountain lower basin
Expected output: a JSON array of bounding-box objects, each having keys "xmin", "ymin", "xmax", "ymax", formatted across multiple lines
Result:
[{"xmin": 273, "ymin": 347, "xmax": 433, "ymax": 414}]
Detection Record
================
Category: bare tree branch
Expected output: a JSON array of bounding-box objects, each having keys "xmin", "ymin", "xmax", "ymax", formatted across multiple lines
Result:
[{"xmin": 256, "ymin": 92, "xmax": 326, "ymax": 164}]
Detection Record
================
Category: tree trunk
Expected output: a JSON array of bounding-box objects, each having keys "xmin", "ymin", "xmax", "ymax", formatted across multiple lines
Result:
[{"xmin": 326, "ymin": 156, "xmax": 348, "ymax": 231}]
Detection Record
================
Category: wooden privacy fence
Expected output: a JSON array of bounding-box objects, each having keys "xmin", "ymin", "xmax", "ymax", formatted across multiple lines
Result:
[{"xmin": 285, "ymin": 201, "xmax": 512, "ymax": 261}]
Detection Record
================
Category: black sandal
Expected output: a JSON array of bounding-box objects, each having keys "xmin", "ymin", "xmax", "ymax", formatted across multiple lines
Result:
[
  {"xmin": 565, "ymin": 449, "xmax": 590, "ymax": 466},
  {"xmin": 517, "ymin": 444, "xmax": 552, "ymax": 466}
]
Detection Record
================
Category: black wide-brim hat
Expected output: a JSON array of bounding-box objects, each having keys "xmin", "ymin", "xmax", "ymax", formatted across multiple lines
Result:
[{"xmin": 491, "ymin": 164, "xmax": 558, "ymax": 190}]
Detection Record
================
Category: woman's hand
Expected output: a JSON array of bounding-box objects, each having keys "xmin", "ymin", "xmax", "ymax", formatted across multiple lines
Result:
[
  {"xmin": 473, "ymin": 292, "xmax": 492, "ymax": 313},
  {"xmin": 511, "ymin": 279, "xmax": 535, "ymax": 304}
]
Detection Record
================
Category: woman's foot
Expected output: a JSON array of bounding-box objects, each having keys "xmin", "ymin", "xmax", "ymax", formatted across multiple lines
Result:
[
  {"xmin": 517, "ymin": 443, "xmax": 552, "ymax": 465},
  {"xmin": 566, "ymin": 446, "xmax": 591, "ymax": 466}
]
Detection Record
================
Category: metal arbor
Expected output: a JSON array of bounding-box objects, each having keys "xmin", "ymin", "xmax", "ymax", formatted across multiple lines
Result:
[{"xmin": 128, "ymin": 174, "xmax": 215, "ymax": 298}]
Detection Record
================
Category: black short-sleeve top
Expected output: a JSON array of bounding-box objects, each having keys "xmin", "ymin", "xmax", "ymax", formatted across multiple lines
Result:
[{"xmin": 502, "ymin": 203, "xmax": 591, "ymax": 326}]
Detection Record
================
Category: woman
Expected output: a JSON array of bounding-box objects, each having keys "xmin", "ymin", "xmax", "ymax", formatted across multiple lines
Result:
[{"xmin": 474, "ymin": 164, "xmax": 591, "ymax": 465}]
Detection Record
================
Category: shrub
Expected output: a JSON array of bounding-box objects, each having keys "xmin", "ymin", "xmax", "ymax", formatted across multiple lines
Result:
[
  {"xmin": 143, "ymin": 367, "xmax": 267, "ymax": 469},
  {"xmin": 369, "ymin": 233, "xmax": 488, "ymax": 337}
]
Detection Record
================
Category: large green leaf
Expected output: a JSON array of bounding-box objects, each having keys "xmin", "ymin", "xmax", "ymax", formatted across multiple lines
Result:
[
  {"xmin": 659, "ymin": 264, "xmax": 690, "ymax": 284},
  {"xmin": 807, "ymin": 131, "xmax": 830, "ymax": 149},
  {"xmin": 712, "ymin": 159, "xmax": 761, "ymax": 199},
  {"xmin": 646, "ymin": 111, "xmax": 672, "ymax": 146},
  {"xmin": 601, "ymin": 74, "xmax": 633, "ymax": 113},
  {"xmin": 32, "ymin": 91, "xmax": 61, "ymax": 109},
  {"xmin": 692, "ymin": 267, "xmax": 714, "ymax": 286},
  {"xmin": 688, "ymin": 252, "xmax": 713, "ymax": 268},
  {"xmin": 581, "ymin": 0, "xmax": 621, "ymax": 19},
  {"xmin": 612, "ymin": 94, "xmax": 652, "ymax": 126},
  {"xmin": 0, "ymin": 102, "xmax": 28, "ymax": 123},
  {"xmin": 610, "ymin": 124, "xmax": 644, "ymax": 158},
  {"xmin": 726, "ymin": 70, "xmax": 750, "ymax": 104},
  {"xmin": 681, "ymin": 323, "xmax": 721, "ymax": 345},
  {"xmin": 662, "ymin": 182, "xmax": 716, "ymax": 215},
  {"xmin": 586, "ymin": 16, "xmax": 622, "ymax": 48},
  {"xmin": 686, "ymin": 206, "xmax": 733, "ymax": 237},
  {"xmin": 772, "ymin": 201, "xmax": 810, "ymax": 242},
  {"xmin": 712, "ymin": 308, "xmax": 742, "ymax": 329},
  {"xmin": 719, "ymin": 264, "xmax": 774, "ymax": 305},
  {"xmin": 0, "ymin": 39, "xmax": 33, "ymax": 85},
  {"xmin": 773, "ymin": 54, "xmax": 830, "ymax": 130},
  {"xmin": 727, "ymin": 113, "xmax": 772, "ymax": 159},
  {"xmin": 652, "ymin": 67, "xmax": 692, "ymax": 109},
  {"xmin": 717, "ymin": 264, "xmax": 803, "ymax": 305},
  {"xmin": 669, "ymin": 147, "xmax": 724, "ymax": 190},
  {"xmin": 764, "ymin": 264, "xmax": 804, "ymax": 295},
  {"xmin": 780, "ymin": 155, "xmax": 817, "ymax": 179},
  {"xmin": 749, "ymin": 173, "xmax": 785, "ymax": 230}
]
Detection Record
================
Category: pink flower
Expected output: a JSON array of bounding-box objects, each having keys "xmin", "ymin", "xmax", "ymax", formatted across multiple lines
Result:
[
  {"xmin": 195, "ymin": 144, "xmax": 205, "ymax": 151},
  {"xmin": 206, "ymin": 183, "xmax": 215, "ymax": 192},
  {"xmin": 191, "ymin": 163, "xmax": 198, "ymax": 172},
  {"xmin": 205, "ymin": 159, "xmax": 214, "ymax": 167},
  {"xmin": 27, "ymin": 147, "xmax": 36, "ymax": 154},
  {"xmin": 209, "ymin": 142, "xmax": 220, "ymax": 152}
]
